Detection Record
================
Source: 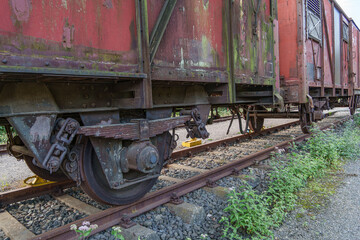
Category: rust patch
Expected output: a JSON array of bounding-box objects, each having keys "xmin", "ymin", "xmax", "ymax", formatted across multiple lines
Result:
[
  {"xmin": 10, "ymin": 0, "xmax": 32, "ymax": 22},
  {"xmin": 103, "ymin": 0, "xmax": 113, "ymax": 9}
]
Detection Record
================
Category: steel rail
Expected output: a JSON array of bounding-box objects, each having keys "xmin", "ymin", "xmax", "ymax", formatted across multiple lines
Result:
[
  {"xmin": 31, "ymin": 116, "xmax": 350, "ymax": 240},
  {"xmin": 0, "ymin": 180, "xmax": 75, "ymax": 207},
  {"xmin": 171, "ymin": 120, "xmax": 300, "ymax": 159}
]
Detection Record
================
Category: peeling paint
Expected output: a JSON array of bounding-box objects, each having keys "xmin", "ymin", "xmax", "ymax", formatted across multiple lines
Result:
[
  {"xmin": 29, "ymin": 116, "xmax": 51, "ymax": 143},
  {"xmin": 61, "ymin": 0, "xmax": 67, "ymax": 9},
  {"xmin": 103, "ymin": 0, "xmax": 113, "ymax": 9},
  {"xmin": 10, "ymin": 0, "xmax": 32, "ymax": 22},
  {"xmin": 180, "ymin": 47, "xmax": 185, "ymax": 69}
]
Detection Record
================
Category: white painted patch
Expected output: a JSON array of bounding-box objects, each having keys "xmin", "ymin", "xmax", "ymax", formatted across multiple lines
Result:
[
  {"xmin": 180, "ymin": 48, "xmax": 185, "ymax": 69},
  {"xmin": 61, "ymin": 0, "xmax": 68, "ymax": 9},
  {"xmin": 29, "ymin": 116, "xmax": 51, "ymax": 143}
]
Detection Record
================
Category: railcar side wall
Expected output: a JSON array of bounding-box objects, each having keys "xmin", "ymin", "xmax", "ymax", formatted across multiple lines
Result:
[{"xmin": 0, "ymin": 1, "xmax": 140, "ymax": 73}]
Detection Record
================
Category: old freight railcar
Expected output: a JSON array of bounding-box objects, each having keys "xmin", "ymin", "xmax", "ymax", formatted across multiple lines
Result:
[
  {"xmin": 0, "ymin": 0, "xmax": 280, "ymax": 205},
  {"xmin": 278, "ymin": 0, "xmax": 360, "ymax": 132}
]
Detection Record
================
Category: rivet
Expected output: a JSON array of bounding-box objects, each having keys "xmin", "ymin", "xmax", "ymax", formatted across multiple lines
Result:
[
  {"xmin": 45, "ymin": 62, "xmax": 50, "ymax": 66},
  {"xmin": 106, "ymin": 102, "xmax": 111, "ymax": 107},
  {"xmin": 80, "ymin": 64, "xmax": 85, "ymax": 69},
  {"xmin": 110, "ymin": 67, "xmax": 114, "ymax": 71},
  {"xmin": 2, "ymin": 59, "xmax": 7, "ymax": 64},
  {"xmin": 91, "ymin": 103, "xmax": 96, "ymax": 107},
  {"xmin": 82, "ymin": 104, "xmax": 87, "ymax": 108}
]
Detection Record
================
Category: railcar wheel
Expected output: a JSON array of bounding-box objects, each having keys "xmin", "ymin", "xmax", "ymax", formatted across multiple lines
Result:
[
  {"xmin": 24, "ymin": 156, "xmax": 68, "ymax": 181},
  {"xmin": 80, "ymin": 139, "xmax": 163, "ymax": 205},
  {"xmin": 299, "ymin": 104, "xmax": 313, "ymax": 134}
]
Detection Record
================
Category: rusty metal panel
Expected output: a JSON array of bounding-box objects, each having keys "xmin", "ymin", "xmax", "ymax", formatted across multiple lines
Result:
[
  {"xmin": 0, "ymin": 0, "xmax": 140, "ymax": 74},
  {"xmin": 278, "ymin": 0, "xmax": 299, "ymax": 80},
  {"xmin": 148, "ymin": 0, "xmax": 228, "ymax": 83},
  {"xmin": 231, "ymin": 0, "xmax": 276, "ymax": 85},
  {"xmin": 334, "ymin": 7, "xmax": 341, "ymax": 85}
]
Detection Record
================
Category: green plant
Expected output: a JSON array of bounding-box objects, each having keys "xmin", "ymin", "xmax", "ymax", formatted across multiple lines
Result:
[
  {"xmin": 221, "ymin": 117, "xmax": 360, "ymax": 239},
  {"xmin": 70, "ymin": 221, "xmax": 98, "ymax": 240},
  {"xmin": 221, "ymin": 185, "xmax": 273, "ymax": 239},
  {"xmin": 0, "ymin": 127, "xmax": 7, "ymax": 144},
  {"xmin": 200, "ymin": 233, "xmax": 209, "ymax": 239},
  {"xmin": 111, "ymin": 226, "xmax": 125, "ymax": 240},
  {"xmin": 0, "ymin": 178, "xmax": 9, "ymax": 191}
]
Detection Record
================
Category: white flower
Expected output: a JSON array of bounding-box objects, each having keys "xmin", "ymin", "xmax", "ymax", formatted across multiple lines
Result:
[
  {"xmin": 90, "ymin": 224, "xmax": 98, "ymax": 230},
  {"xmin": 112, "ymin": 226, "xmax": 122, "ymax": 232},
  {"xmin": 82, "ymin": 221, "xmax": 91, "ymax": 226},
  {"xmin": 201, "ymin": 233, "xmax": 208, "ymax": 239},
  {"xmin": 70, "ymin": 224, "xmax": 77, "ymax": 231},
  {"xmin": 228, "ymin": 187, "xmax": 235, "ymax": 191},
  {"xmin": 78, "ymin": 225, "xmax": 90, "ymax": 231},
  {"xmin": 206, "ymin": 213, "xmax": 212, "ymax": 218}
]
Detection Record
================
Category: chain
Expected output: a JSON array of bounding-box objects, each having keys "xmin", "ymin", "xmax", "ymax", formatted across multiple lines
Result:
[
  {"xmin": 43, "ymin": 118, "xmax": 80, "ymax": 173},
  {"xmin": 183, "ymin": 108, "xmax": 209, "ymax": 139}
]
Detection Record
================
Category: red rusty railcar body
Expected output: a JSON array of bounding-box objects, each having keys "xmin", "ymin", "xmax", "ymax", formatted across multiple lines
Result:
[{"xmin": 278, "ymin": 0, "xmax": 360, "ymax": 123}]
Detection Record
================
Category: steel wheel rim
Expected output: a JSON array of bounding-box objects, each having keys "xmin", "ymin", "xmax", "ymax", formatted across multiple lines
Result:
[{"xmin": 80, "ymin": 139, "xmax": 160, "ymax": 205}]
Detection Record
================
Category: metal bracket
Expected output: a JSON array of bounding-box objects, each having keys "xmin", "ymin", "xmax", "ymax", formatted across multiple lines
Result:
[
  {"xmin": 119, "ymin": 215, "xmax": 136, "ymax": 229},
  {"xmin": 206, "ymin": 179, "xmax": 218, "ymax": 188},
  {"xmin": 169, "ymin": 192, "xmax": 184, "ymax": 205}
]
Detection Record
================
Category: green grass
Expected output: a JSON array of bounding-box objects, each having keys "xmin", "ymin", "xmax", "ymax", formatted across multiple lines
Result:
[
  {"xmin": 220, "ymin": 115, "xmax": 360, "ymax": 239},
  {"xmin": 0, "ymin": 126, "xmax": 7, "ymax": 144}
]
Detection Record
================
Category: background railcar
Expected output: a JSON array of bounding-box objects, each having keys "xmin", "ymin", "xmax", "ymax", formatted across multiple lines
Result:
[{"xmin": 278, "ymin": 0, "xmax": 360, "ymax": 132}]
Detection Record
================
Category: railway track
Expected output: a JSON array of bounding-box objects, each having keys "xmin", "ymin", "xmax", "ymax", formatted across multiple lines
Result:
[{"xmin": 0, "ymin": 112, "xmax": 351, "ymax": 240}]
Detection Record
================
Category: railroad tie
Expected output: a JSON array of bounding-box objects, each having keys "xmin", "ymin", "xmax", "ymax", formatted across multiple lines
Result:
[{"xmin": 0, "ymin": 211, "xmax": 35, "ymax": 240}]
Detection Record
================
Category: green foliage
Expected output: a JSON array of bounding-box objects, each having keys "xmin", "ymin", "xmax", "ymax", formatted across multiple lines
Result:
[
  {"xmin": 221, "ymin": 117, "xmax": 360, "ymax": 239},
  {"xmin": 0, "ymin": 177, "xmax": 9, "ymax": 192},
  {"xmin": 0, "ymin": 127, "xmax": 7, "ymax": 144},
  {"xmin": 70, "ymin": 221, "xmax": 98, "ymax": 240},
  {"xmin": 111, "ymin": 226, "xmax": 125, "ymax": 240},
  {"xmin": 220, "ymin": 185, "xmax": 273, "ymax": 239}
]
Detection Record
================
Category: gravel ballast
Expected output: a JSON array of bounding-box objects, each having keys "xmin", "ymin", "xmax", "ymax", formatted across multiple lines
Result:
[
  {"xmin": 0, "ymin": 229, "xmax": 10, "ymax": 240},
  {"xmin": 6, "ymin": 195, "xmax": 86, "ymax": 235}
]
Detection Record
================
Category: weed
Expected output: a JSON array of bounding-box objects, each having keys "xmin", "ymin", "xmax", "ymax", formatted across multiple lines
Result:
[
  {"xmin": 0, "ymin": 177, "xmax": 9, "ymax": 192},
  {"xmin": 221, "ymin": 116, "xmax": 360, "ymax": 239},
  {"xmin": 70, "ymin": 221, "xmax": 98, "ymax": 240},
  {"xmin": 111, "ymin": 226, "xmax": 125, "ymax": 240}
]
